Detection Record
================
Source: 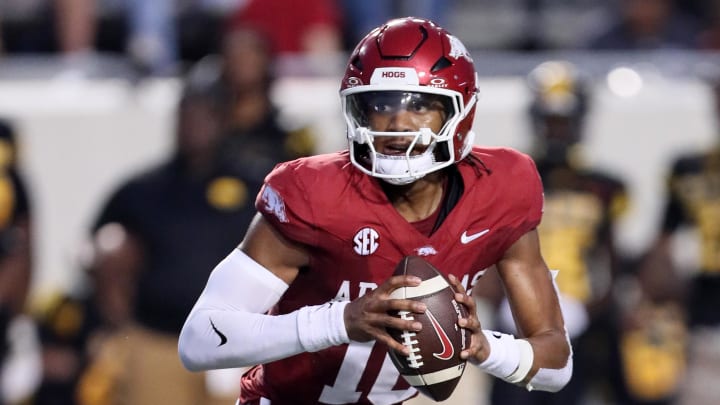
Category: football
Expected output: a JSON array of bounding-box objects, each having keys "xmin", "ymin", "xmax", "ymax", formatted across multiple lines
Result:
[{"xmin": 387, "ymin": 255, "xmax": 469, "ymax": 402}]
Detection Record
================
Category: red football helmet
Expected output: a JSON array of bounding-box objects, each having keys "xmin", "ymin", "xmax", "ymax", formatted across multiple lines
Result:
[{"xmin": 340, "ymin": 17, "xmax": 479, "ymax": 184}]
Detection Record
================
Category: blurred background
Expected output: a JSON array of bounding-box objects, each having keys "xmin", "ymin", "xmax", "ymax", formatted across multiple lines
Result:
[{"xmin": 1, "ymin": 0, "xmax": 720, "ymax": 404}]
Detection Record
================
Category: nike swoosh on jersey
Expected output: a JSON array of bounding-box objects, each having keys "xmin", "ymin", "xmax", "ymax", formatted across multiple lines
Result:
[
  {"xmin": 209, "ymin": 318, "xmax": 228, "ymax": 346},
  {"xmin": 460, "ymin": 229, "xmax": 490, "ymax": 244}
]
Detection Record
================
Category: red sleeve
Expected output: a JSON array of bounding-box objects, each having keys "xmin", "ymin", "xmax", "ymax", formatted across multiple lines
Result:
[
  {"xmin": 499, "ymin": 152, "xmax": 544, "ymax": 253},
  {"xmin": 255, "ymin": 160, "xmax": 319, "ymax": 247}
]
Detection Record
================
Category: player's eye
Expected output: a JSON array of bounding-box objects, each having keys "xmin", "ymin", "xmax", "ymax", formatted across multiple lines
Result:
[
  {"xmin": 407, "ymin": 99, "xmax": 431, "ymax": 113},
  {"xmin": 370, "ymin": 100, "xmax": 396, "ymax": 114}
]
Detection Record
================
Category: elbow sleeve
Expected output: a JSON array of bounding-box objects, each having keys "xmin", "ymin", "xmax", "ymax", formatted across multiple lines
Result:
[{"xmin": 528, "ymin": 353, "xmax": 573, "ymax": 392}]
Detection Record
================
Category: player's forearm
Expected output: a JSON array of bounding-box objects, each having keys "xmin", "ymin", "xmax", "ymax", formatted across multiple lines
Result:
[
  {"xmin": 526, "ymin": 328, "xmax": 572, "ymax": 371},
  {"xmin": 476, "ymin": 328, "xmax": 572, "ymax": 392},
  {"xmin": 179, "ymin": 302, "xmax": 350, "ymax": 370},
  {"xmin": 179, "ymin": 307, "xmax": 301, "ymax": 369},
  {"xmin": 178, "ymin": 249, "xmax": 349, "ymax": 370},
  {"xmin": 477, "ymin": 267, "xmax": 573, "ymax": 392},
  {"xmin": 524, "ymin": 328, "xmax": 573, "ymax": 392}
]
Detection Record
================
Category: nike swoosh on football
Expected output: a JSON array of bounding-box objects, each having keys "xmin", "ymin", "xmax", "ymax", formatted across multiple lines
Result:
[
  {"xmin": 209, "ymin": 318, "xmax": 228, "ymax": 346},
  {"xmin": 460, "ymin": 229, "xmax": 490, "ymax": 244},
  {"xmin": 427, "ymin": 309, "xmax": 454, "ymax": 360}
]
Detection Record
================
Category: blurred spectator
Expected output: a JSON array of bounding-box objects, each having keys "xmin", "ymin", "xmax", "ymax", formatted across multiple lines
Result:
[
  {"xmin": 0, "ymin": 0, "xmax": 59, "ymax": 54},
  {"xmin": 488, "ymin": 61, "xmax": 630, "ymax": 405},
  {"xmin": 211, "ymin": 26, "xmax": 316, "ymax": 173},
  {"xmin": 54, "ymin": 0, "xmax": 95, "ymax": 55},
  {"xmin": 228, "ymin": 0, "xmax": 343, "ymax": 75},
  {"xmin": 229, "ymin": 0, "xmax": 342, "ymax": 54},
  {"xmin": 638, "ymin": 75, "xmax": 720, "ymax": 405},
  {"xmin": 696, "ymin": 0, "xmax": 720, "ymax": 49},
  {"xmin": 585, "ymin": 0, "xmax": 702, "ymax": 49},
  {"xmin": 0, "ymin": 0, "xmax": 110, "ymax": 56},
  {"xmin": 127, "ymin": 0, "xmax": 242, "ymax": 75},
  {"xmin": 32, "ymin": 263, "xmax": 106, "ymax": 405},
  {"xmin": 0, "ymin": 0, "xmax": 242, "ymax": 75},
  {"xmin": 340, "ymin": 0, "xmax": 454, "ymax": 49},
  {"xmin": 109, "ymin": 0, "xmax": 242, "ymax": 75},
  {"xmin": 66, "ymin": 27, "xmax": 315, "ymax": 405},
  {"xmin": 124, "ymin": 0, "xmax": 178, "ymax": 75},
  {"xmin": 74, "ymin": 77, "xmax": 247, "ymax": 405},
  {"xmin": 0, "ymin": 119, "xmax": 41, "ymax": 405}
]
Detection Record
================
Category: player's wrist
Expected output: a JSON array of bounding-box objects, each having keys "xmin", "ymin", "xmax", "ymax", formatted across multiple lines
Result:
[
  {"xmin": 297, "ymin": 300, "xmax": 351, "ymax": 352},
  {"xmin": 476, "ymin": 330, "xmax": 534, "ymax": 385}
]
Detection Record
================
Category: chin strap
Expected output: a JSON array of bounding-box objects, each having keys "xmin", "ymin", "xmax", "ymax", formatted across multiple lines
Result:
[{"xmin": 373, "ymin": 145, "xmax": 437, "ymax": 184}]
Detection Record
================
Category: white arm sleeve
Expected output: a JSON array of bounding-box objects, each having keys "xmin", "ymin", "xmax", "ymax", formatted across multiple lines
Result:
[
  {"xmin": 178, "ymin": 249, "xmax": 350, "ymax": 371},
  {"xmin": 527, "ymin": 347, "xmax": 573, "ymax": 392},
  {"xmin": 480, "ymin": 270, "xmax": 573, "ymax": 392}
]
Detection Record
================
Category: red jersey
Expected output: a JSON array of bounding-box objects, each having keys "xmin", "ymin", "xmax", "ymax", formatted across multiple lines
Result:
[{"xmin": 240, "ymin": 147, "xmax": 544, "ymax": 405}]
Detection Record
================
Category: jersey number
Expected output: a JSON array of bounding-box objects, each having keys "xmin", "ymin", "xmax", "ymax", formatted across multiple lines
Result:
[{"xmin": 319, "ymin": 341, "xmax": 414, "ymax": 404}]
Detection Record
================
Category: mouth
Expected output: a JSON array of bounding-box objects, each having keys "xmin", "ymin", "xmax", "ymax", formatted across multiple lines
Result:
[
  {"xmin": 382, "ymin": 143, "xmax": 411, "ymax": 156},
  {"xmin": 379, "ymin": 140, "xmax": 426, "ymax": 156}
]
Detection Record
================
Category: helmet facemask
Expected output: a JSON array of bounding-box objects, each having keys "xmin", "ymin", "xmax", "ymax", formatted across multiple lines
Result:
[{"xmin": 342, "ymin": 87, "xmax": 476, "ymax": 185}]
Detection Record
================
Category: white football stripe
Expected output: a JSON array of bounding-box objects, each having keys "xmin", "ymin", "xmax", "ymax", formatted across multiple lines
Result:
[
  {"xmin": 389, "ymin": 275, "xmax": 448, "ymax": 299},
  {"xmin": 401, "ymin": 364, "xmax": 465, "ymax": 386}
]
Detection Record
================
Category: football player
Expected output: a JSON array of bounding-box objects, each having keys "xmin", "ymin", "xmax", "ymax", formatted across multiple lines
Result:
[
  {"xmin": 490, "ymin": 61, "xmax": 632, "ymax": 404},
  {"xmin": 179, "ymin": 17, "xmax": 572, "ymax": 404},
  {"xmin": 638, "ymin": 75, "xmax": 720, "ymax": 404},
  {"xmin": 0, "ymin": 118, "xmax": 37, "ymax": 404}
]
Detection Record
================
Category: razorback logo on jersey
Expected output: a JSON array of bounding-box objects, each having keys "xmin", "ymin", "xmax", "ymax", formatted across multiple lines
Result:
[
  {"xmin": 415, "ymin": 246, "xmax": 438, "ymax": 256},
  {"xmin": 260, "ymin": 185, "xmax": 288, "ymax": 223}
]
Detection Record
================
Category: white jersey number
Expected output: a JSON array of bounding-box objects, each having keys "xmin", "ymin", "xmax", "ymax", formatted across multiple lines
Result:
[{"xmin": 319, "ymin": 341, "xmax": 415, "ymax": 404}]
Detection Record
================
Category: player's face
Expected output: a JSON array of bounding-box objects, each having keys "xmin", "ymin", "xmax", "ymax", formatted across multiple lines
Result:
[
  {"xmin": 222, "ymin": 29, "xmax": 271, "ymax": 90},
  {"xmin": 177, "ymin": 97, "xmax": 223, "ymax": 157},
  {"xmin": 364, "ymin": 92, "xmax": 447, "ymax": 155}
]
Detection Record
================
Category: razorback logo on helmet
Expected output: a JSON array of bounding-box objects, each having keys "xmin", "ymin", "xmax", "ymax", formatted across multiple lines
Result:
[
  {"xmin": 448, "ymin": 35, "xmax": 472, "ymax": 62},
  {"xmin": 370, "ymin": 68, "xmax": 419, "ymax": 85},
  {"xmin": 260, "ymin": 185, "xmax": 288, "ymax": 223}
]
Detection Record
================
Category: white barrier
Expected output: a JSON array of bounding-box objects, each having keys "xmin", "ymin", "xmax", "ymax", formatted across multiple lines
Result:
[{"xmin": 0, "ymin": 74, "xmax": 715, "ymax": 301}]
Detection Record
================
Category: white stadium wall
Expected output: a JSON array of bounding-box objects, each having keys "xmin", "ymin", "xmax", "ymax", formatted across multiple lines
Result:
[{"xmin": 0, "ymin": 74, "xmax": 715, "ymax": 301}]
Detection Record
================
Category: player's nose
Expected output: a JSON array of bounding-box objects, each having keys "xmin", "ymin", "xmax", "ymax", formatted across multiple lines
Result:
[{"xmin": 385, "ymin": 109, "xmax": 418, "ymax": 132}]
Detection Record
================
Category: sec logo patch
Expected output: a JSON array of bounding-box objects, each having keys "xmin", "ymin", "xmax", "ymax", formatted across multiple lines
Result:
[{"xmin": 353, "ymin": 227, "xmax": 379, "ymax": 256}]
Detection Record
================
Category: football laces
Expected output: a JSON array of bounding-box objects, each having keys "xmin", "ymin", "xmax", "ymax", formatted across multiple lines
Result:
[{"xmin": 397, "ymin": 310, "xmax": 423, "ymax": 368}]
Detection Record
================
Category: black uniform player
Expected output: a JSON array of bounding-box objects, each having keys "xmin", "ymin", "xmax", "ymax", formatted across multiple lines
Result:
[
  {"xmin": 490, "ymin": 61, "xmax": 629, "ymax": 405},
  {"xmin": 640, "ymin": 77, "xmax": 720, "ymax": 405}
]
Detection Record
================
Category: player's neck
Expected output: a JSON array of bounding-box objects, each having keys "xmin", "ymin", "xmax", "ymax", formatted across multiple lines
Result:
[{"xmin": 382, "ymin": 172, "xmax": 446, "ymax": 223}]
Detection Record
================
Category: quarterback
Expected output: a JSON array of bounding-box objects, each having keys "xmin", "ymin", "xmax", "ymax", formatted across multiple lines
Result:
[{"xmin": 179, "ymin": 17, "xmax": 572, "ymax": 405}]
